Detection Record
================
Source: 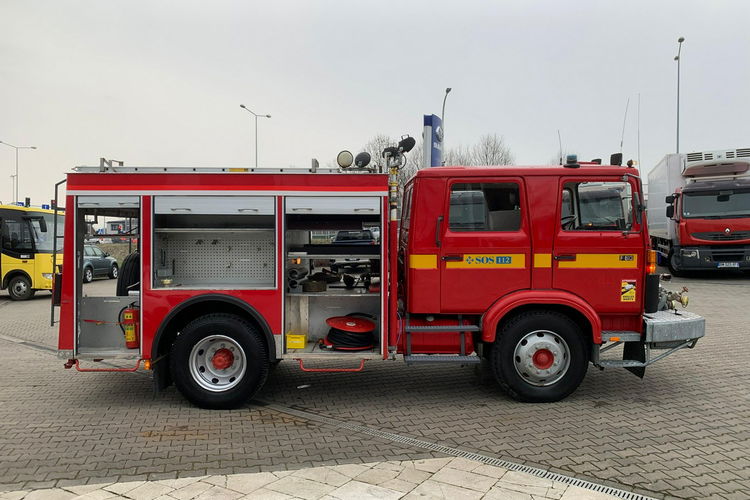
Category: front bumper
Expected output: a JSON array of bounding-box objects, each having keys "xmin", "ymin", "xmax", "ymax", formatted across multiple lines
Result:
[
  {"xmin": 593, "ymin": 310, "xmax": 705, "ymax": 374},
  {"xmin": 673, "ymin": 246, "xmax": 750, "ymax": 270}
]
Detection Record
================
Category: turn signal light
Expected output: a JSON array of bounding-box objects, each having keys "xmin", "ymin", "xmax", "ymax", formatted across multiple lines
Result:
[
  {"xmin": 143, "ymin": 359, "xmax": 152, "ymax": 370},
  {"xmin": 646, "ymin": 250, "xmax": 657, "ymax": 274}
]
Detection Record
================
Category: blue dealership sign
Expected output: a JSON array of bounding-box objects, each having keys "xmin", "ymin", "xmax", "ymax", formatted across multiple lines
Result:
[{"xmin": 423, "ymin": 114, "xmax": 443, "ymax": 167}]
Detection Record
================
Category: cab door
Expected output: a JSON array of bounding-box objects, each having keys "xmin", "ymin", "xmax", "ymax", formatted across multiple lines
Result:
[
  {"xmin": 552, "ymin": 176, "xmax": 645, "ymax": 314},
  {"xmin": 1, "ymin": 213, "xmax": 36, "ymax": 288},
  {"xmin": 439, "ymin": 178, "xmax": 531, "ymax": 313}
]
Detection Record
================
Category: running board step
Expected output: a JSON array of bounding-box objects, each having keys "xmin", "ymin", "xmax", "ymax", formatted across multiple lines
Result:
[
  {"xmin": 601, "ymin": 330, "xmax": 642, "ymax": 342},
  {"xmin": 405, "ymin": 325, "xmax": 480, "ymax": 332},
  {"xmin": 404, "ymin": 354, "xmax": 481, "ymax": 365}
]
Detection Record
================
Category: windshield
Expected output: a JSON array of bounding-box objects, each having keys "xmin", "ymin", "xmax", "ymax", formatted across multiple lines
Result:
[
  {"xmin": 682, "ymin": 189, "xmax": 750, "ymax": 218},
  {"xmin": 28, "ymin": 213, "xmax": 65, "ymax": 252}
]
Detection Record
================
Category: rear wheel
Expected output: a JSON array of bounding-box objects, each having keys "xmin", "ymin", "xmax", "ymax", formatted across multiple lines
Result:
[
  {"xmin": 8, "ymin": 275, "xmax": 35, "ymax": 301},
  {"xmin": 491, "ymin": 311, "xmax": 588, "ymax": 402},
  {"xmin": 83, "ymin": 266, "xmax": 94, "ymax": 283},
  {"xmin": 170, "ymin": 313, "xmax": 269, "ymax": 409}
]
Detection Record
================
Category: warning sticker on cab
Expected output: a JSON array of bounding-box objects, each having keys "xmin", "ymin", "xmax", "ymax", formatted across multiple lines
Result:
[
  {"xmin": 621, "ymin": 280, "xmax": 637, "ymax": 302},
  {"xmin": 445, "ymin": 254, "xmax": 526, "ymax": 269}
]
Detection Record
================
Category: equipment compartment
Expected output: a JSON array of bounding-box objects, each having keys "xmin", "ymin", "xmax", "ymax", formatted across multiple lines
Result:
[
  {"xmin": 283, "ymin": 198, "xmax": 383, "ymax": 357},
  {"xmin": 152, "ymin": 195, "xmax": 276, "ymax": 289}
]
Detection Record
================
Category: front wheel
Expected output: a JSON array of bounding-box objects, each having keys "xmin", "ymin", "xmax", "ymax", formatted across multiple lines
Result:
[
  {"xmin": 667, "ymin": 251, "xmax": 684, "ymax": 277},
  {"xmin": 491, "ymin": 311, "xmax": 588, "ymax": 402},
  {"xmin": 108, "ymin": 263, "xmax": 119, "ymax": 279},
  {"xmin": 8, "ymin": 275, "xmax": 35, "ymax": 301},
  {"xmin": 170, "ymin": 313, "xmax": 269, "ymax": 409}
]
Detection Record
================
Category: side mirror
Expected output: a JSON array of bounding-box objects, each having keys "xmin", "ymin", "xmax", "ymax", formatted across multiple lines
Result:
[
  {"xmin": 666, "ymin": 206, "xmax": 674, "ymax": 218},
  {"xmin": 665, "ymin": 195, "xmax": 675, "ymax": 204}
]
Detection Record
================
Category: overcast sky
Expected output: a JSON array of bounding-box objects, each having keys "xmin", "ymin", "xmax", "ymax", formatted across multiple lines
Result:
[{"xmin": 2, "ymin": 0, "xmax": 749, "ymax": 205}]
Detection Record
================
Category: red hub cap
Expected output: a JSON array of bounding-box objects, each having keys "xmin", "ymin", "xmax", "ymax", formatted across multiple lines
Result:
[
  {"xmin": 532, "ymin": 349, "xmax": 554, "ymax": 370},
  {"xmin": 211, "ymin": 348, "xmax": 234, "ymax": 370}
]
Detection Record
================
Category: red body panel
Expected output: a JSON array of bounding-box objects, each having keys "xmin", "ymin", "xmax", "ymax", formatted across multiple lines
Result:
[
  {"xmin": 58, "ymin": 195, "xmax": 77, "ymax": 351},
  {"xmin": 59, "ymin": 172, "xmax": 389, "ymax": 360}
]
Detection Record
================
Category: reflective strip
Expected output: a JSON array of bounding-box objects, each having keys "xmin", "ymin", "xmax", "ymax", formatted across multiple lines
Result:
[
  {"xmin": 533, "ymin": 253, "xmax": 552, "ymax": 268},
  {"xmin": 409, "ymin": 254, "xmax": 438, "ymax": 269},
  {"xmin": 558, "ymin": 253, "xmax": 638, "ymax": 269},
  {"xmin": 446, "ymin": 254, "xmax": 526, "ymax": 269}
]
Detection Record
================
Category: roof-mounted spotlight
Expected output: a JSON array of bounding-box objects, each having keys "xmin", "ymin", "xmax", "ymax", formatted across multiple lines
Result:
[
  {"xmin": 354, "ymin": 152, "xmax": 371, "ymax": 168},
  {"xmin": 398, "ymin": 135, "xmax": 416, "ymax": 153},
  {"xmin": 610, "ymin": 153, "xmax": 623, "ymax": 166},
  {"xmin": 337, "ymin": 150, "xmax": 354, "ymax": 169}
]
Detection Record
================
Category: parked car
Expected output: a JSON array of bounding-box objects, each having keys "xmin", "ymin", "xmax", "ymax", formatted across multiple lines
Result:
[
  {"xmin": 329, "ymin": 229, "xmax": 379, "ymax": 272},
  {"xmin": 82, "ymin": 245, "xmax": 118, "ymax": 283}
]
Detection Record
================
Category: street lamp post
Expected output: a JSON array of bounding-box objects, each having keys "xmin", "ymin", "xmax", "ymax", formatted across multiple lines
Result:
[
  {"xmin": 0, "ymin": 141, "xmax": 37, "ymax": 204},
  {"xmin": 674, "ymin": 36, "xmax": 685, "ymax": 154},
  {"xmin": 440, "ymin": 88, "xmax": 452, "ymax": 165},
  {"xmin": 240, "ymin": 104, "xmax": 271, "ymax": 168}
]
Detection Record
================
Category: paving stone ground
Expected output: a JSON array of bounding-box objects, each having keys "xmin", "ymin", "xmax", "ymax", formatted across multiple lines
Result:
[
  {"xmin": 0, "ymin": 457, "xmax": 623, "ymax": 499},
  {"xmin": 0, "ymin": 270, "xmax": 748, "ymax": 499}
]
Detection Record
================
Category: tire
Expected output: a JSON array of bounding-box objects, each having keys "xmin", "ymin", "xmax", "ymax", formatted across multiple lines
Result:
[
  {"xmin": 8, "ymin": 275, "xmax": 35, "ymax": 301},
  {"xmin": 667, "ymin": 251, "xmax": 684, "ymax": 277},
  {"xmin": 170, "ymin": 313, "xmax": 269, "ymax": 409},
  {"xmin": 116, "ymin": 252, "xmax": 139, "ymax": 296},
  {"xmin": 490, "ymin": 310, "xmax": 588, "ymax": 402},
  {"xmin": 108, "ymin": 263, "xmax": 119, "ymax": 279},
  {"xmin": 82, "ymin": 266, "xmax": 94, "ymax": 283}
]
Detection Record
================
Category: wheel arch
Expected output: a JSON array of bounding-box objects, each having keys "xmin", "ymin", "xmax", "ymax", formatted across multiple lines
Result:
[
  {"xmin": 152, "ymin": 294, "xmax": 277, "ymax": 365},
  {"xmin": 481, "ymin": 291, "xmax": 600, "ymax": 345},
  {"xmin": 2, "ymin": 270, "xmax": 32, "ymax": 290}
]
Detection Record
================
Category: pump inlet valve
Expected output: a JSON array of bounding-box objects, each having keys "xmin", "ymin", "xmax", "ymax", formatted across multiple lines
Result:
[{"xmin": 659, "ymin": 286, "xmax": 689, "ymax": 312}]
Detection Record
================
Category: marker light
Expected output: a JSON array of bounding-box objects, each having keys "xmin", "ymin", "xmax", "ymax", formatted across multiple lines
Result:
[{"xmin": 647, "ymin": 250, "xmax": 657, "ymax": 274}]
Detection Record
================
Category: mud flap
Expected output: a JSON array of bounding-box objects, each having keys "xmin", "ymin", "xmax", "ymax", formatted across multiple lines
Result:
[
  {"xmin": 623, "ymin": 341, "xmax": 646, "ymax": 378},
  {"xmin": 152, "ymin": 358, "xmax": 172, "ymax": 393}
]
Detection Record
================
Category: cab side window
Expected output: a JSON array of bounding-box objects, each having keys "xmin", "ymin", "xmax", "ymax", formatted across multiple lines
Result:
[
  {"xmin": 449, "ymin": 183, "xmax": 521, "ymax": 232},
  {"xmin": 561, "ymin": 181, "xmax": 633, "ymax": 231}
]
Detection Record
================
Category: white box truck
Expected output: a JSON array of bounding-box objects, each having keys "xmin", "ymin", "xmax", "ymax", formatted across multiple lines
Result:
[{"xmin": 647, "ymin": 148, "xmax": 750, "ymax": 275}]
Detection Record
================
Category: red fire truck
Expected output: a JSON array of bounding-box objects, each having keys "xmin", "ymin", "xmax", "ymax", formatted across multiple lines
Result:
[{"xmin": 57, "ymin": 141, "xmax": 705, "ymax": 409}]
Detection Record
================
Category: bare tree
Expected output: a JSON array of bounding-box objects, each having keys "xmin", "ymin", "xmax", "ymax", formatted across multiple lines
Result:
[
  {"xmin": 444, "ymin": 144, "xmax": 473, "ymax": 166},
  {"xmin": 398, "ymin": 137, "xmax": 423, "ymax": 186},
  {"xmin": 471, "ymin": 134, "xmax": 514, "ymax": 165},
  {"xmin": 361, "ymin": 134, "xmax": 395, "ymax": 171}
]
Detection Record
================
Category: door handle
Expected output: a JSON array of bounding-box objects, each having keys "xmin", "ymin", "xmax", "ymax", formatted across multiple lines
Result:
[
  {"xmin": 554, "ymin": 254, "xmax": 576, "ymax": 261},
  {"xmin": 442, "ymin": 255, "xmax": 463, "ymax": 261}
]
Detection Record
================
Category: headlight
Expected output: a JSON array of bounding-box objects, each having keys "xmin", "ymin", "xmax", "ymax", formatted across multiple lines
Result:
[
  {"xmin": 680, "ymin": 249, "xmax": 698, "ymax": 258},
  {"xmin": 42, "ymin": 273, "xmax": 54, "ymax": 280}
]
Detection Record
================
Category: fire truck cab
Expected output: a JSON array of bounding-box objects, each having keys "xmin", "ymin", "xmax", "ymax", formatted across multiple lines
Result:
[{"xmin": 57, "ymin": 151, "xmax": 705, "ymax": 409}]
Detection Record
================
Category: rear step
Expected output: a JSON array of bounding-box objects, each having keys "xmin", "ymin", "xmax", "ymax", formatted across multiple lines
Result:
[{"xmin": 404, "ymin": 354, "xmax": 481, "ymax": 365}]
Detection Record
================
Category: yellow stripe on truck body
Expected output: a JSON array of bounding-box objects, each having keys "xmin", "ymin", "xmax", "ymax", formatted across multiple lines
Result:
[
  {"xmin": 533, "ymin": 253, "xmax": 552, "ymax": 268},
  {"xmin": 409, "ymin": 254, "xmax": 438, "ymax": 269},
  {"xmin": 558, "ymin": 253, "xmax": 638, "ymax": 269},
  {"xmin": 445, "ymin": 254, "xmax": 526, "ymax": 269}
]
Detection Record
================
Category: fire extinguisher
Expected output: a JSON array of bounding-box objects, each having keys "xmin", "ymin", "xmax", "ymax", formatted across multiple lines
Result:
[{"xmin": 121, "ymin": 305, "xmax": 140, "ymax": 349}]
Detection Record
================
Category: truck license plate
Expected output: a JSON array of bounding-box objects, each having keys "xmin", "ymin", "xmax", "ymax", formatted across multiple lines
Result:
[{"xmin": 717, "ymin": 262, "xmax": 739, "ymax": 268}]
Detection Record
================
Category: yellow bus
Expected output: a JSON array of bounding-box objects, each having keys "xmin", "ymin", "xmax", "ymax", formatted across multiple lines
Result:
[{"xmin": 0, "ymin": 204, "xmax": 64, "ymax": 300}]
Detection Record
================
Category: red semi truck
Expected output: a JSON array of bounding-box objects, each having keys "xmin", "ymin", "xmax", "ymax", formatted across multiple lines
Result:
[
  {"xmin": 647, "ymin": 148, "xmax": 750, "ymax": 275},
  {"xmin": 57, "ymin": 142, "xmax": 705, "ymax": 408}
]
